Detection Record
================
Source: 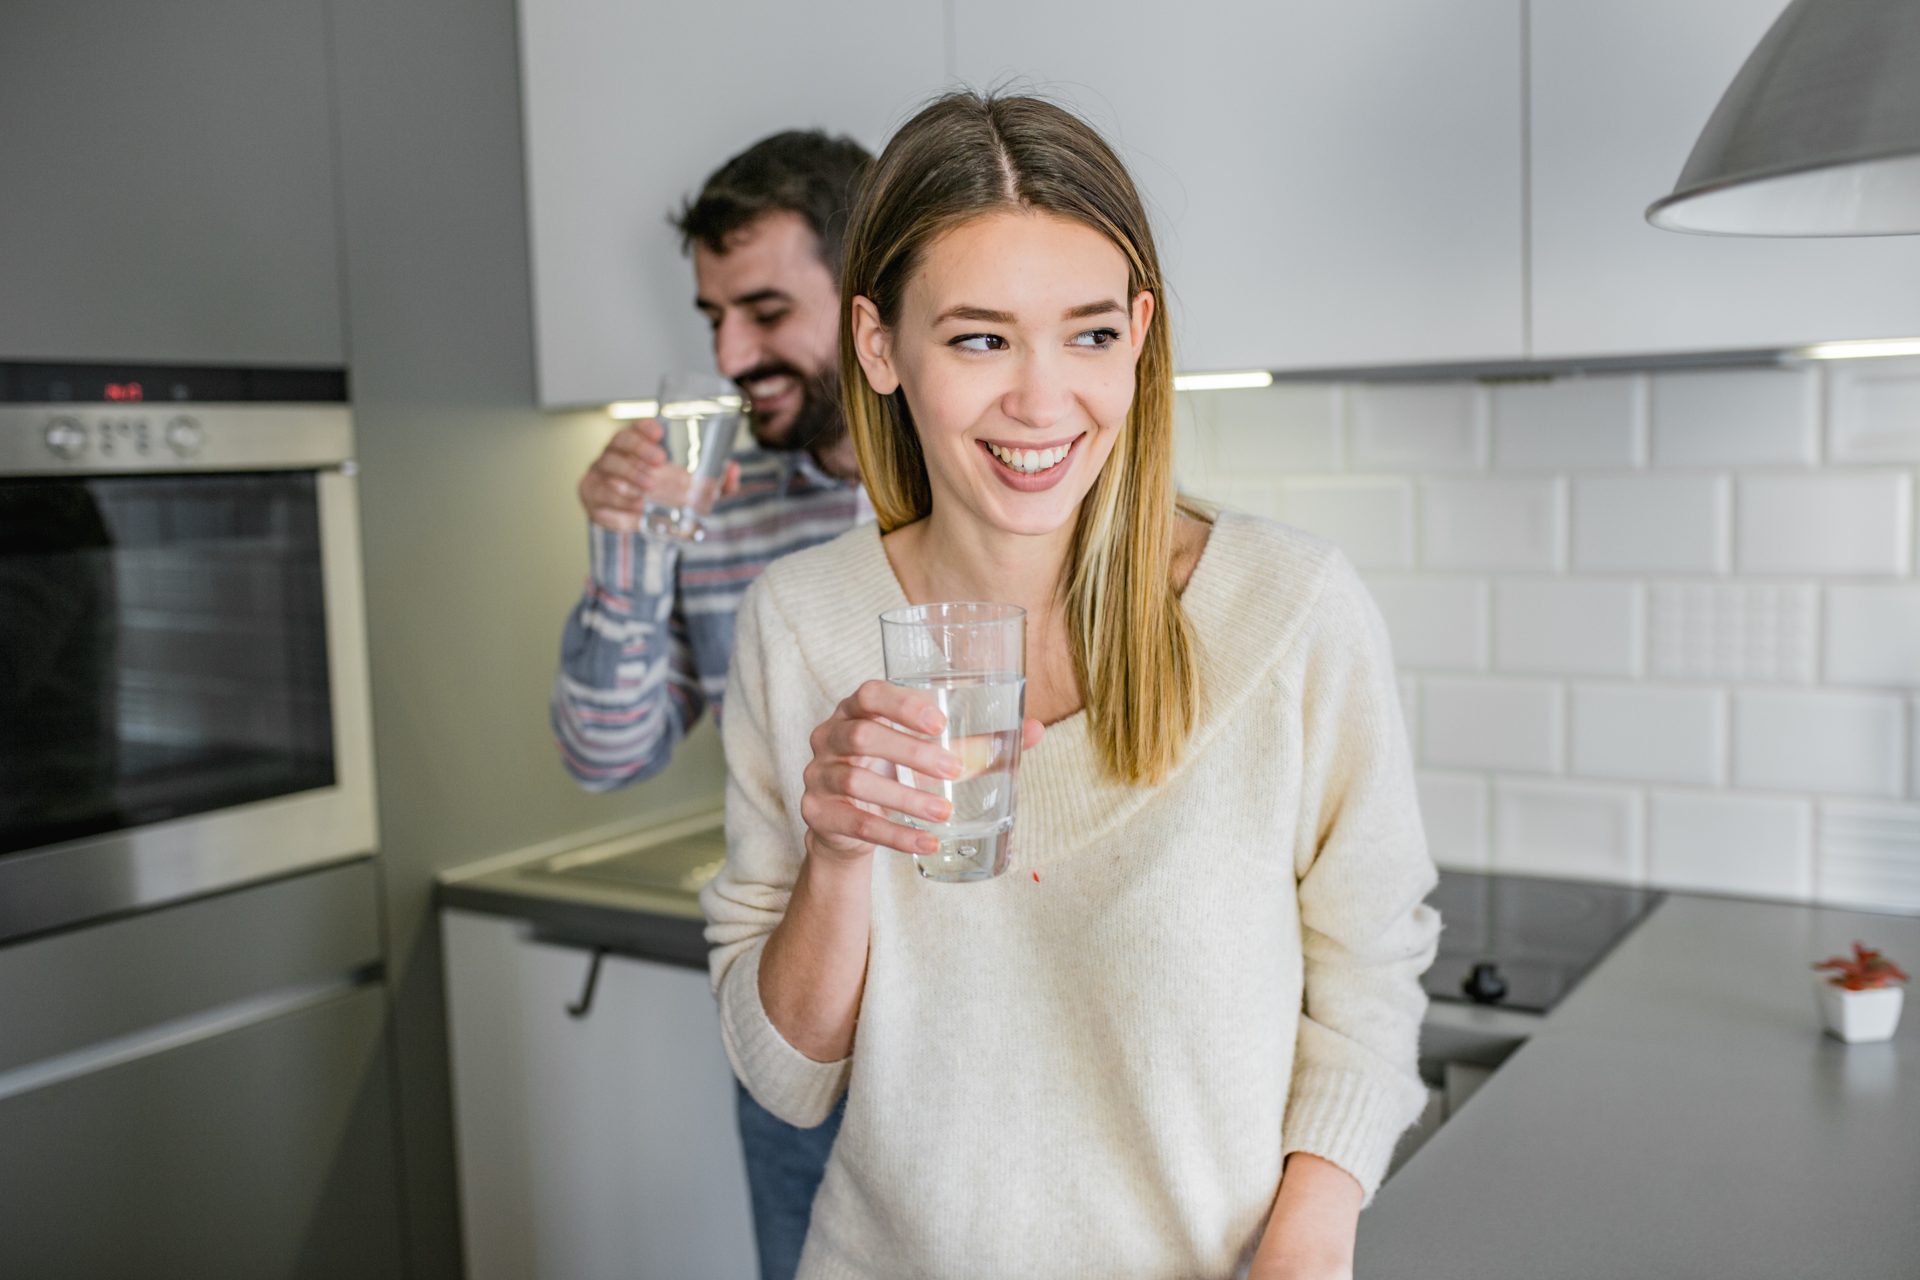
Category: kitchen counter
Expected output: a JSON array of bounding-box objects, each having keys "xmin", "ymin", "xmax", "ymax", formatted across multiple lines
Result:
[
  {"xmin": 436, "ymin": 811, "xmax": 723, "ymax": 969},
  {"xmin": 1361, "ymin": 893, "xmax": 1920, "ymax": 1279},
  {"xmin": 441, "ymin": 826, "xmax": 1919, "ymax": 1275}
]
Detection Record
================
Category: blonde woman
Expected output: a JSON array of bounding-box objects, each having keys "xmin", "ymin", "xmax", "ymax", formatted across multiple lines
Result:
[{"xmin": 701, "ymin": 91, "xmax": 1439, "ymax": 1280}]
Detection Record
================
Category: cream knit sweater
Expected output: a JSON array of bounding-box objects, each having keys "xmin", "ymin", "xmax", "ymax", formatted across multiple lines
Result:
[{"xmin": 700, "ymin": 511, "xmax": 1440, "ymax": 1280}]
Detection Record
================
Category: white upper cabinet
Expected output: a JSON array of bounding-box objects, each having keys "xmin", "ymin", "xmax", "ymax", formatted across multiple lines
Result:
[
  {"xmin": 950, "ymin": 1, "xmax": 1526, "ymax": 373},
  {"xmin": 1530, "ymin": 0, "xmax": 1920, "ymax": 358},
  {"xmin": 516, "ymin": 0, "xmax": 945, "ymax": 407},
  {"xmin": 0, "ymin": 0, "xmax": 344, "ymax": 367}
]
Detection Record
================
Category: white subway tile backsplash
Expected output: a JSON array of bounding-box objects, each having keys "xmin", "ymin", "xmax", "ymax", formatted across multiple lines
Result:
[
  {"xmin": 1490, "ymin": 375, "xmax": 1644, "ymax": 470},
  {"xmin": 1648, "ymin": 582, "xmax": 1818, "ymax": 684},
  {"xmin": 1266, "ymin": 478, "xmax": 1415, "ymax": 569},
  {"xmin": 1181, "ymin": 384, "xmax": 1343, "ymax": 478},
  {"xmin": 1416, "ymin": 771, "xmax": 1490, "ymax": 871},
  {"xmin": 1817, "ymin": 800, "xmax": 1920, "ymax": 913},
  {"xmin": 1828, "ymin": 356, "xmax": 1920, "ymax": 464},
  {"xmin": 1572, "ymin": 474, "xmax": 1731, "ymax": 573},
  {"xmin": 1648, "ymin": 791, "xmax": 1813, "ymax": 900},
  {"xmin": 1421, "ymin": 677, "xmax": 1563, "ymax": 773},
  {"xmin": 1650, "ymin": 367, "xmax": 1820, "ymax": 468},
  {"xmin": 1824, "ymin": 585, "xmax": 1920, "ymax": 688},
  {"xmin": 1737, "ymin": 472, "xmax": 1913, "ymax": 575},
  {"xmin": 1348, "ymin": 383, "xmax": 1487, "ymax": 471},
  {"xmin": 1366, "ymin": 576, "xmax": 1488, "ymax": 671},
  {"xmin": 1492, "ymin": 779, "xmax": 1645, "ymax": 884},
  {"xmin": 1422, "ymin": 477, "xmax": 1566, "ymax": 571},
  {"xmin": 1912, "ymin": 696, "xmax": 1920, "ymax": 799},
  {"xmin": 1572, "ymin": 685, "xmax": 1727, "ymax": 785},
  {"xmin": 1733, "ymin": 689, "xmax": 1907, "ymax": 798},
  {"xmin": 1494, "ymin": 580, "xmax": 1642, "ymax": 676}
]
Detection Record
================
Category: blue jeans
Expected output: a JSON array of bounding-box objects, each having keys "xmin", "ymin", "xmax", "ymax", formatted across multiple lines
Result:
[{"xmin": 735, "ymin": 1081, "xmax": 846, "ymax": 1280}]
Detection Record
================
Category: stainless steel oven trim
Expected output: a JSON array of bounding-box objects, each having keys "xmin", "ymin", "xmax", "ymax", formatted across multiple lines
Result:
[
  {"xmin": 0, "ymin": 404, "xmax": 352, "ymax": 474},
  {"xmin": 0, "ymin": 444, "xmax": 379, "ymax": 944}
]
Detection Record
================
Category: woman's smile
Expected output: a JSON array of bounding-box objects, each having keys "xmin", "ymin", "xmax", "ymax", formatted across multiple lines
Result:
[{"xmin": 978, "ymin": 431, "xmax": 1085, "ymax": 491}]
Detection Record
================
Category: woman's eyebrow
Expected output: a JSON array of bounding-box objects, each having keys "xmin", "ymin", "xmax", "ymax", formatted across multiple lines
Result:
[{"xmin": 933, "ymin": 299, "xmax": 1125, "ymax": 325}]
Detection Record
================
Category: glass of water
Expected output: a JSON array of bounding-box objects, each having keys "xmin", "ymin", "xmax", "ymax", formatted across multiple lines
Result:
[
  {"xmin": 879, "ymin": 602, "xmax": 1026, "ymax": 883},
  {"xmin": 641, "ymin": 371, "xmax": 744, "ymax": 542}
]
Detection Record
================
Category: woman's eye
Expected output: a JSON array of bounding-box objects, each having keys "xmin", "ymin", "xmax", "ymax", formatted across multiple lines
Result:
[
  {"xmin": 1072, "ymin": 328, "xmax": 1123, "ymax": 348},
  {"xmin": 950, "ymin": 334, "xmax": 1008, "ymax": 352},
  {"xmin": 753, "ymin": 310, "xmax": 789, "ymax": 328}
]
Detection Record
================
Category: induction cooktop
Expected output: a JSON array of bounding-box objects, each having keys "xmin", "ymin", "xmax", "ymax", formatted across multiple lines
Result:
[{"xmin": 1421, "ymin": 870, "xmax": 1665, "ymax": 1015}]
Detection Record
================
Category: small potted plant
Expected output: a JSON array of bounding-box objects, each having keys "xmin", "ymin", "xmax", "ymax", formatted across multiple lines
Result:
[{"xmin": 1812, "ymin": 942, "xmax": 1910, "ymax": 1044}]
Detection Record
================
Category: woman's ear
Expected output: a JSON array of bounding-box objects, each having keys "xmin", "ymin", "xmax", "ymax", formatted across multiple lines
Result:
[
  {"xmin": 850, "ymin": 296, "xmax": 900, "ymax": 395},
  {"xmin": 1128, "ymin": 289, "xmax": 1155, "ymax": 361}
]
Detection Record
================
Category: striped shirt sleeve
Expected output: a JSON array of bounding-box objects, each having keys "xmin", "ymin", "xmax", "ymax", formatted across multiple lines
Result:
[{"xmin": 550, "ymin": 522, "xmax": 707, "ymax": 791}]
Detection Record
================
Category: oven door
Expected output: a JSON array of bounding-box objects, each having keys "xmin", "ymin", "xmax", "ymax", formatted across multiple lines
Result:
[{"xmin": 0, "ymin": 460, "xmax": 375, "ymax": 942}]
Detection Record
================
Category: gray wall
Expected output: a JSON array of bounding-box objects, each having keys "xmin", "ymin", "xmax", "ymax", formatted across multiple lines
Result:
[{"xmin": 325, "ymin": 1, "xmax": 726, "ymax": 1274}]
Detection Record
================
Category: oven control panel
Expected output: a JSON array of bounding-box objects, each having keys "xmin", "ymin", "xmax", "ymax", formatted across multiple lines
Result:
[
  {"xmin": 41, "ymin": 413, "xmax": 205, "ymax": 461},
  {"xmin": 0, "ymin": 404, "xmax": 351, "ymax": 475}
]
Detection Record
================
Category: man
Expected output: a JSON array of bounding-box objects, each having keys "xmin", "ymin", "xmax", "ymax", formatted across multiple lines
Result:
[{"xmin": 551, "ymin": 130, "xmax": 870, "ymax": 1280}]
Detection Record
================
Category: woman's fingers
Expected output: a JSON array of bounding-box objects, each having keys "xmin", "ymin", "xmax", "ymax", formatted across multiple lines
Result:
[
  {"xmin": 1021, "ymin": 717, "xmax": 1045, "ymax": 751},
  {"xmin": 800, "ymin": 788, "xmax": 938, "ymax": 855}
]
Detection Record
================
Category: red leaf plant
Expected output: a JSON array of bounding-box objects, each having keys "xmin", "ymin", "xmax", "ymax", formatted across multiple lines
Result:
[{"xmin": 1812, "ymin": 942, "xmax": 1912, "ymax": 992}]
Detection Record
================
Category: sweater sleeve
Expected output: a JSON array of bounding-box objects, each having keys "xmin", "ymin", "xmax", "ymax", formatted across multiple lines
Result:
[
  {"xmin": 1281, "ymin": 550, "xmax": 1440, "ymax": 1206},
  {"xmin": 697, "ymin": 580, "xmax": 852, "ymax": 1127},
  {"xmin": 550, "ymin": 523, "xmax": 708, "ymax": 791}
]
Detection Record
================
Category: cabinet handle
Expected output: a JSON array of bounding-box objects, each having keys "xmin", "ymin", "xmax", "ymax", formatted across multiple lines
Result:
[{"xmin": 564, "ymin": 947, "xmax": 610, "ymax": 1019}]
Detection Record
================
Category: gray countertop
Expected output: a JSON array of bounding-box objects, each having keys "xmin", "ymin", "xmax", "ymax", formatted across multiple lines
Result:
[
  {"xmin": 436, "ymin": 811, "xmax": 723, "ymax": 968},
  {"xmin": 1360, "ymin": 893, "xmax": 1920, "ymax": 1279},
  {"xmin": 440, "ymin": 828, "xmax": 1919, "ymax": 1275}
]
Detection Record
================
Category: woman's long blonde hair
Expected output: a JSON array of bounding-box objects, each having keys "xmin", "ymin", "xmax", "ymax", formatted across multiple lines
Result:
[{"xmin": 839, "ymin": 90, "xmax": 1201, "ymax": 787}]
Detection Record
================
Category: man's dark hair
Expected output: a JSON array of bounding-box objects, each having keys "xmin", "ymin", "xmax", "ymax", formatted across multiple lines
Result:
[{"xmin": 673, "ymin": 130, "xmax": 873, "ymax": 273}]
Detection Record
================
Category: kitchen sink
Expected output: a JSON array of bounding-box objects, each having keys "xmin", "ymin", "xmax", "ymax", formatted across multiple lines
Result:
[{"xmin": 532, "ymin": 824, "xmax": 728, "ymax": 898}]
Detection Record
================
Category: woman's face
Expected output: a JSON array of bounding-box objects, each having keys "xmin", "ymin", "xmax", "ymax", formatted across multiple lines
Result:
[{"xmin": 851, "ymin": 210, "xmax": 1154, "ymax": 539}]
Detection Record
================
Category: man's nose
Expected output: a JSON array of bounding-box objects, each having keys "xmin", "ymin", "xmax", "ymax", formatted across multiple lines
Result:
[{"xmin": 711, "ymin": 313, "xmax": 760, "ymax": 380}]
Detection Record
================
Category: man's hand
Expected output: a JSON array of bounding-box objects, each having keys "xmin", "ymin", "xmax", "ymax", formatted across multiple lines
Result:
[{"xmin": 579, "ymin": 419, "xmax": 740, "ymax": 532}]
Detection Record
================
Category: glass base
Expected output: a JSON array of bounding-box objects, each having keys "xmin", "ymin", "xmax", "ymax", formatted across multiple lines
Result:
[
  {"xmin": 640, "ymin": 503, "xmax": 706, "ymax": 542},
  {"xmin": 913, "ymin": 826, "xmax": 1012, "ymax": 883}
]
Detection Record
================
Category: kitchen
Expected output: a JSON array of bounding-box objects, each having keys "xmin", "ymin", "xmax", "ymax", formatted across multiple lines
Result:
[{"xmin": 2, "ymin": 1, "xmax": 1917, "ymax": 1278}]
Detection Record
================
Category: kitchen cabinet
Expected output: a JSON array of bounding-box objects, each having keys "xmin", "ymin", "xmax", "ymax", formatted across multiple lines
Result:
[
  {"xmin": 442, "ymin": 908, "xmax": 757, "ymax": 1280},
  {"xmin": 949, "ymin": 1, "xmax": 1527, "ymax": 373},
  {"xmin": 0, "ymin": 864, "xmax": 402, "ymax": 1280},
  {"xmin": 1529, "ymin": 0, "xmax": 1920, "ymax": 358},
  {"xmin": 515, "ymin": 0, "xmax": 945, "ymax": 407},
  {"xmin": 0, "ymin": 0, "xmax": 346, "ymax": 367}
]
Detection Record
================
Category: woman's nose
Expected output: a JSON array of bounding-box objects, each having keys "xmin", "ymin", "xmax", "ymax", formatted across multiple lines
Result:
[{"xmin": 1000, "ymin": 359, "xmax": 1073, "ymax": 431}]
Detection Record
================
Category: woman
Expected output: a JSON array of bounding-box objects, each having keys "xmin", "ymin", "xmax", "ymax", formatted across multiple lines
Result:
[{"xmin": 701, "ymin": 91, "xmax": 1439, "ymax": 1280}]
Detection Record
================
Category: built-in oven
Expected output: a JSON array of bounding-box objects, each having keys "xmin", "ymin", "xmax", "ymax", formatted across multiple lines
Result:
[{"xmin": 0, "ymin": 361, "xmax": 376, "ymax": 943}]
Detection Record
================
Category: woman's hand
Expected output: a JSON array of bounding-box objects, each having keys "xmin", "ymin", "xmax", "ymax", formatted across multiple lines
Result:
[
  {"xmin": 1247, "ymin": 1153, "xmax": 1361, "ymax": 1280},
  {"xmin": 799, "ymin": 679, "xmax": 1043, "ymax": 866}
]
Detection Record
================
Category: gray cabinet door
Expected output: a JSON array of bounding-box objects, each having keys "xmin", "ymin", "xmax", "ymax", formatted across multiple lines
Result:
[
  {"xmin": 0, "ymin": 0, "xmax": 345, "ymax": 365},
  {"xmin": 952, "ymin": 0, "xmax": 1526, "ymax": 373},
  {"xmin": 1529, "ymin": 0, "xmax": 1920, "ymax": 357},
  {"xmin": 0, "ymin": 986, "xmax": 404, "ymax": 1280}
]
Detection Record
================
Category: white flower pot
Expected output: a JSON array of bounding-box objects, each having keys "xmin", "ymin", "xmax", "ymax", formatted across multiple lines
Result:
[{"xmin": 1814, "ymin": 978, "xmax": 1905, "ymax": 1044}]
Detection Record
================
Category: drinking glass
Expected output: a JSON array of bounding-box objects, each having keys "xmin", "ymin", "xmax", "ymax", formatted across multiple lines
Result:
[
  {"xmin": 879, "ymin": 602, "xmax": 1026, "ymax": 883},
  {"xmin": 641, "ymin": 371, "xmax": 744, "ymax": 541}
]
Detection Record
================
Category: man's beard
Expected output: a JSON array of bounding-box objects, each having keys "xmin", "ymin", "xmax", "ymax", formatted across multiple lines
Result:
[{"xmin": 743, "ymin": 363, "xmax": 846, "ymax": 456}]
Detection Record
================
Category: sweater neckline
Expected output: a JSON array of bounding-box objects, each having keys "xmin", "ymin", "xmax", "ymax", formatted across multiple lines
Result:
[
  {"xmin": 833, "ymin": 510, "xmax": 1270, "ymax": 866},
  {"xmin": 764, "ymin": 509, "xmax": 1335, "ymax": 866},
  {"xmin": 858, "ymin": 515, "xmax": 1232, "ymax": 736}
]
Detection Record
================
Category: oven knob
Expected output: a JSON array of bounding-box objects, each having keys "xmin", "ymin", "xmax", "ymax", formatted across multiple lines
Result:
[
  {"xmin": 44, "ymin": 417, "xmax": 88, "ymax": 459},
  {"xmin": 165, "ymin": 416, "xmax": 205, "ymax": 458},
  {"xmin": 1462, "ymin": 961, "xmax": 1509, "ymax": 1005}
]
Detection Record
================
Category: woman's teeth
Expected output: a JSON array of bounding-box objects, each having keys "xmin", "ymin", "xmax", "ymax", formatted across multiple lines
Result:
[{"xmin": 987, "ymin": 441, "xmax": 1072, "ymax": 474}]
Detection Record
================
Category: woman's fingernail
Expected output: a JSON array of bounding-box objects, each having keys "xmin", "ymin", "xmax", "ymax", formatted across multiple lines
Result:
[
  {"xmin": 921, "ymin": 713, "xmax": 944, "ymax": 734},
  {"xmin": 940, "ymin": 753, "xmax": 962, "ymax": 778},
  {"xmin": 918, "ymin": 835, "xmax": 940, "ymax": 854}
]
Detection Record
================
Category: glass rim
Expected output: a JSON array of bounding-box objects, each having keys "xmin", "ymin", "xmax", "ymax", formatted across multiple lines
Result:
[{"xmin": 878, "ymin": 601, "xmax": 1026, "ymax": 629}]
